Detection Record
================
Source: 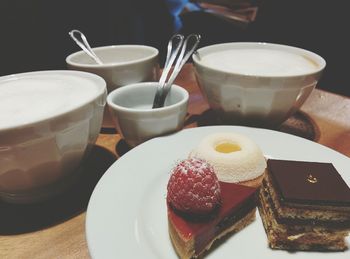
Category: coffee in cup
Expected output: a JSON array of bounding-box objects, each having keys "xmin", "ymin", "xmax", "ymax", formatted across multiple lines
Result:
[{"xmin": 193, "ymin": 42, "xmax": 326, "ymax": 127}]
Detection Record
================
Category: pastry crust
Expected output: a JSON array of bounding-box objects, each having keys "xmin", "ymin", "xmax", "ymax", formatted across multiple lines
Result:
[{"xmin": 168, "ymin": 208, "xmax": 256, "ymax": 259}]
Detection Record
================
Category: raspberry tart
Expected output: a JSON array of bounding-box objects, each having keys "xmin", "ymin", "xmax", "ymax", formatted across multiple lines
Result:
[{"xmin": 167, "ymin": 158, "xmax": 258, "ymax": 259}]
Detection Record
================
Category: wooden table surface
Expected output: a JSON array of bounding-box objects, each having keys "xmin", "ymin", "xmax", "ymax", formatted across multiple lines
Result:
[{"xmin": 1, "ymin": 64, "xmax": 350, "ymax": 259}]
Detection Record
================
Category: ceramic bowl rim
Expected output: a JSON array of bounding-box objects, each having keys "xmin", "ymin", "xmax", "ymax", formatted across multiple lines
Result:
[
  {"xmin": 0, "ymin": 70, "xmax": 106, "ymax": 132},
  {"xmin": 107, "ymin": 82, "xmax": 189, "ymax": 114},
  {"xmin": 66, "ymin": 45, "xmax": 159, "ymax": 68},
  {"xmin": 192, "ymin": 42, "xmax": 326, "ymax": 79}
]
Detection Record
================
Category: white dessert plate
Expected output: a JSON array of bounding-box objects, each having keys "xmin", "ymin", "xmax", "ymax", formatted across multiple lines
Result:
[{"xmin": 86, "ymin": 126, "xmax": 350, "ymax": 259}]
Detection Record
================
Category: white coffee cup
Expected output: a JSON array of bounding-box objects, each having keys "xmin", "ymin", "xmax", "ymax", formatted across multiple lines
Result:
[
  {"xmin": 66, "ymin": 45, "xmax": 159, "ymax": 127},
  {"xmin": 107, "ymin": 82, "xmax": 189, "ymax": 147},
  {"xmin": 0, "ymin": 70, "xmax": 106, "ymax": 203},
  {"xmin": 193, "ymin": 42, "xmax": 326, "ymax": 127}
]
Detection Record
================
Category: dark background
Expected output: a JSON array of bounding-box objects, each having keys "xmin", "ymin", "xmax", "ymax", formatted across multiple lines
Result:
[{"xmin": 1, "ymin": 0, "xmax": 349, "ymax": 96}]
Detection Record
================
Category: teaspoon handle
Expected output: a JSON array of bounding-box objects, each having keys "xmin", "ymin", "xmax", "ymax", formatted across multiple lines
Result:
[{"xmin": 69, "ymin": 29, "xmax": 103, "ymax": 65}]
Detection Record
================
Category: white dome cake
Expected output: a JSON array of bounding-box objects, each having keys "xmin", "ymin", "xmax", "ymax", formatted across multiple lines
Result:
[{"xmin": 190, "ymin": 132, "xmax": 266, "ymax": 187}]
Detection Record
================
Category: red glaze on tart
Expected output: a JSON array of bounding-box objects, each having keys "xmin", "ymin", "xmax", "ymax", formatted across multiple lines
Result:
[{"xmin": 167, "ymin": 158, "xmax": 257, "ymax": 259}]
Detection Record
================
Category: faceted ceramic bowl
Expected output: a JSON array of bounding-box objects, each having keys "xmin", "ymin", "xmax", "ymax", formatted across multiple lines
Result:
[
  {"xmin": 192, "ymin": 42, "xmax": 326, "ymax": 127},
  {"xmin": 0, "ymin": 70, "xmax": 106, "ymax": 203}
]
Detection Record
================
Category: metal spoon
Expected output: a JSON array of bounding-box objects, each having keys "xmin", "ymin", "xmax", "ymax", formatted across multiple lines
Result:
[
  {"xmin": 152, "ymin": 33, "xmax": 201, "ymax": 108},
  {"xmin": 152, "ymin": 34, "xmax": 184, "ymax": 108},
  {"xmin": 68, "ymin": 29, "xmax": 103, "ymax": 65}
]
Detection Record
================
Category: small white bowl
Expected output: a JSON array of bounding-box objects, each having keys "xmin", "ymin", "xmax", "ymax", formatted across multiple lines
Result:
[
  {"xmin": 193, "ymin": 42, "xmax": 326, "ymax": 127},
  {"xmin": 0, "ymin": 70, "xmax": 106, "ymax": 203},
  {"xmin": 107, "ymin": 82, "xmax": 189, "ymax": 147},
  {"xmin": 66, "ymin": 45, "xmax": 160, "ymax": 127}
]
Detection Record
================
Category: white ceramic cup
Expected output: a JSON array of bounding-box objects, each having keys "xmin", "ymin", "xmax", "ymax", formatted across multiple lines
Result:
[
  {"xmin": 193, "ymin": 42, "xmax": 326, "ymax": 127},
  {"xmin": 66, "ymin": 45, "xmax": 159, "ymax": 127},
  {"xmin": 0, "ymin": 70, "xmax": 106, "ymax": 203},
  {"xmin": 107, "ymin": 82, "xmax": 189, "ymax": 147}
]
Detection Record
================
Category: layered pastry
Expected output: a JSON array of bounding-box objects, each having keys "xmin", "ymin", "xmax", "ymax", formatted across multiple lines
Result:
[
  {"xmin": 189, "ymin": 132, "xmax": 266, "ymax": 187},
  {"xmin": 259, "ymin": 159, "xmax": 350, "ymax": 251},
  {"xmin": 167, "ymin": 158, "xmax": 257, "ymax": 259}
]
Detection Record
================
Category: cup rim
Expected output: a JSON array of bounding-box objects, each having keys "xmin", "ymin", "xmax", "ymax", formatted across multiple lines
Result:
[
  {"xmin": 107, "ymin": 82, "xmax": 189, "ymax": 113},
  {"xmin": 66, "ymin": 45, "xmax": 159, "ymax": 68},
  {"xmin": 0, "ymin": 70, "xmax": 106, "ymax": 132},
  {"xmin": 192, "ymin": 42, "xmax": 326, "ymax": 79}
]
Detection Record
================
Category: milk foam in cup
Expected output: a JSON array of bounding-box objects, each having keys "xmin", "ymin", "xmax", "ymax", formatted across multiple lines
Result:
[
  {"xmin": 201, "ymin": 48, "xmax": 319, "ymax": 76},
  {"xmin": 193, "ymin": 42, "xmax": 326, "ymax": 127},
  {"xmin": 0, "ymin": 74, "xmax": 101, "ymax": 129},
  {"xmin": 0, "ymin": 70, "xmax": 106, "ymax": 203}
]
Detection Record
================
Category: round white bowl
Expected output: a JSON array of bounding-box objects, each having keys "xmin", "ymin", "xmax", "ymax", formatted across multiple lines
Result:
[
  {"xmin": 66, "ymin": 45, "xmax": 159, "ymax": 127},
  {"xmin": 107, "ymin": 82, "xmax": 189, "ymax": 147},
  {"xmin": 0, "ymin": 70, "xmax": 106, "ymax": 203},
  {"xmin": 192, "ymin": 42, "xmax": 326, "ymax": 127}
]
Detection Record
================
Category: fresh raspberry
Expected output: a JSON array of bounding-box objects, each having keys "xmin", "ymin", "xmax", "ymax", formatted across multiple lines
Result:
[{"xmin": 167, "ymin": 158, "xmax": 221, "ymax": 216}]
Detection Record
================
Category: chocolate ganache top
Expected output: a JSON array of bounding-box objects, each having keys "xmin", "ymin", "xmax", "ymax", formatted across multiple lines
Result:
[{"xmin": 267, "ymin": 159, "xmax": 350, "ymax": 207}]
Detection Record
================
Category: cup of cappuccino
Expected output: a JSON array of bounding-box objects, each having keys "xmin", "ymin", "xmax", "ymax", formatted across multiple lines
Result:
[
  {"xmin": 192, "ymin": 42, "xmax": 326, "ymax": 127},
  {"xmin": 0, "ymin": 70, "xmax": 106, "ymax": 203},
  {"xmin": 66, "ymin": 45, "xmax": 159, "ymax": 128}
]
